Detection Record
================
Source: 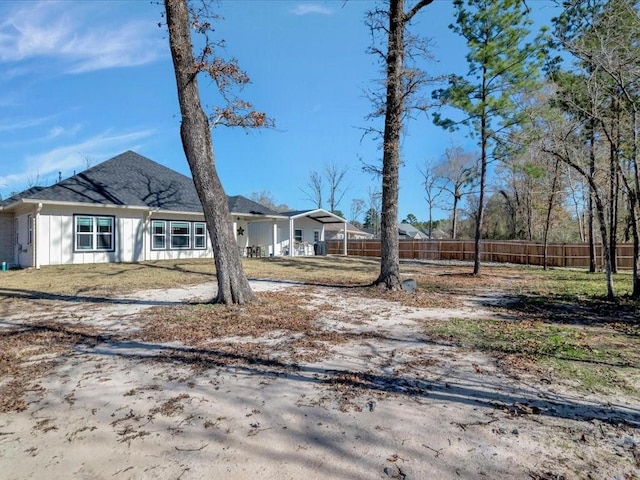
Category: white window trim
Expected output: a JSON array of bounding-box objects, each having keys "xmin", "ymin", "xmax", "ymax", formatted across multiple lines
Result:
[
  {"xmin": 74, "ymin": 215, "xmax": 115, "ymax": 252},
  {"xmin": 152, "ymin": 220, "xmax": 167, "ymax": 250},
  {"xmin": 193, "ymin": 222, "xmax": 207, "ymax": 250},
  {"xmin": 151, "ymin": 220, "xmax": 207, "ymax": 251},
  {"xmin": 170, "ymin": 221, "xmax": 191, "ymax": 250}
]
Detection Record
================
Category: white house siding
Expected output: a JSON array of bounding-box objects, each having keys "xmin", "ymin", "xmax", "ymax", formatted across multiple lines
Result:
[
  {"xmin": 0, "ymin": 212, "xmax": 15, "ymax": 267},
  {"xmin": 33, "ymin": 205, "xmax": 140, "ymax": 266},
  {"xmin": 32, "ymin": 206, "xmax": 213, "ymax": 267},
  {"xmin": 233, "ymin": 219, "xmax": 250, "ymax": 256},
  {"xmin": 249, "ymin": 217, "xmax": 324, "ymax": 256},
  {"xmin": 247, "ymin": 220, "xmax": 279, "ymax": 256},
  {"xmin": 143, "ymin": 212, "xmax": 212, "ymax": 263}
]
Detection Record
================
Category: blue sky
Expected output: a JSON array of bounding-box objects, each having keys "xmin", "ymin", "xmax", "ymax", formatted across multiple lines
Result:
[{"xmin": 0, "ymin": 0, "xmax": 558, "ymax": 222}]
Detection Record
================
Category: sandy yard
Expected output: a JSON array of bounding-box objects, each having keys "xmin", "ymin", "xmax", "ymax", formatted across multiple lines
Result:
[{"xmin": 0, "ymin": 279, "xmax": 638, "ymax": 479}]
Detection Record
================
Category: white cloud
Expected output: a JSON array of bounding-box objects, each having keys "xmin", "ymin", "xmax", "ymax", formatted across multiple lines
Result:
[
  {"xmin": 0, "ymin": 115, "xmax": 56, "ymax": 132},
  {"xmin": 0, "ymin": 129, "xmax": 153, "ymax": 194},
  {"xmin": 292, "ymin": 3, "xmax": 333, "ymax": 16},
  {"xmin": 0, "ymin": 1, "xmax": 165, "ymax": 73}
]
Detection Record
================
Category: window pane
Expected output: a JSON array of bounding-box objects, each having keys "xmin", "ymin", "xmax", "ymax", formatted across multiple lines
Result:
[
  {"xmin": 194, "ymin": 223, "xmax": 206, "ymax": 235},
  {"xmin": 171, "ymin": 222, "xmax": 189, "ymax": 235},
  {"xmin": 171, "ymin": 235, "xmax": 190, "ymax": 249},
  {"xmin": 77, "ymin": 234, "xmax": 93, "ymax": 250},
  {"xmin": 194, "ymin": 236, "xmax": 206, "ymax": 248},
  {"xmin": 152, "ymin": 221, "xmax": 165, "ymax": 234},
  {"xmin": 97, "ymin": 218, "xmax": 113, "ymax": 232},
  {"xmin": 153, "ymin": 235, "xmax": 166, "ymax": 249},
  {"xmin": 77, "ymin": 217, "xmax": 93, "ymax": 232},
  {"xmin": 97, "ymin": 234, "xmax": 113, "ymax": 250}
]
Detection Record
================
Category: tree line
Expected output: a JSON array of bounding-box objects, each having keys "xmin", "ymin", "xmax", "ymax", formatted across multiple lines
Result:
[{"xmin": 165, "ymin": 0, "xmax": 640, "ymax": 303}]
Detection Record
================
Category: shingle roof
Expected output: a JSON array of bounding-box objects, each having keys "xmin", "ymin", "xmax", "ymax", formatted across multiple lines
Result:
[
  {"xmin": 1, "ymin": 151, "xmax": 279, "ymax": 216},
  {"xmin": 227, "ymin": 195, "xmax": 280, "ymax": 216}
]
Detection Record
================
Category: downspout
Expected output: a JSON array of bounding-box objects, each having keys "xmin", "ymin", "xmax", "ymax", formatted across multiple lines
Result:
[
  {"xmin": 33, "ymin": 203, "xmax": 42, "ymax": 269},
  {"xmin": 144, "ymin": 210, "xmax": 153, "ymax": 262}
]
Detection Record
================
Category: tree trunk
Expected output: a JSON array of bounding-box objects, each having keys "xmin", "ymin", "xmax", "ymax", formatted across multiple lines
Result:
[
  {"xmin": 594, "ymin": 195, "xmax": 616, "ymax": 300},
  {"xmin": 542, "ymin": 158, "xmax": 560, "ymax": 270},
  {"xmin": 473, "ymin": 78, "xmax": 488, "ymax": 275},
  {"xmin": 608, "ymin": 132, "xmax": 620, "ymax": 274},
  {"xmin": 165, "ymin": 0, "xmax": 255, "ymax": 305},
  {"xmin": 451, "ymin": 193, "xmax": 459, "ymax": 239},
  {"xmin": 375, "ymin": 0, "xmax": 405, "ymax": 289},
  {"xmin": 588, "ymin": 123, "xmax": 597, "ymax": 273}
]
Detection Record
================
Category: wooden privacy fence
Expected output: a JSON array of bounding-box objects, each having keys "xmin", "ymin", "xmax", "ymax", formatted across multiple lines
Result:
[{"xmin": 327, "ymin": 239, "xmax": 636, "ymax": 270}]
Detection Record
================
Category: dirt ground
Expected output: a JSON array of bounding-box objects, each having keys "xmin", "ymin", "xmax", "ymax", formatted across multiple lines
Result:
[{"xmin": 0, "ymin": 279, "xmax": 638, "ymax": 480}]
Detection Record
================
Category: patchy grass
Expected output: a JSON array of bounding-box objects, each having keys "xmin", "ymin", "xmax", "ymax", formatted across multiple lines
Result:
[
  {"xmin": 138, "ymin": 289, "xmax": 350, "ymax": 365},
  {"xmin": 521, "ymin": 267, "xmax": 634, "ymax": 298},
  {"xmin": 0, "ymin": 260, "xmax": 217, "ymax": 298},
  {"xmin": 2, "ymin": 256, "xmax": 639, "ymax": 400},
  {"xmin": 424, "ymin": 317, "xmax": 640, "ymax": 394}
]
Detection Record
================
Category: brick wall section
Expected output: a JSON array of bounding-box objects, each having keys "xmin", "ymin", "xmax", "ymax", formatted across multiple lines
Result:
[{"xmin": 0, "ymin": 212, "xmax": 14, "ymax": 265}]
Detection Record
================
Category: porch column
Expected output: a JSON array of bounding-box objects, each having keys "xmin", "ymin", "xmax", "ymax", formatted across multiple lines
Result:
[
  {"xmin": 343, "ymin": 220, "xmax": 348, "ymax": 256},
  {"xmin": 289, "ymin": 218, "xmax": 294, "ymax": 257},
  {"xmin": 34, "ymin": 203, "xmax": 42, "ymax": 269},
  {"xmin": 272, "ymin": 221, "xmax": 277, "ymax": 256}
]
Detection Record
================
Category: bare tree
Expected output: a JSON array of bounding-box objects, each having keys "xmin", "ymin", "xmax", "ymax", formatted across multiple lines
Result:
[
  {"xmin": 364, "ymin": 186, "xmax": 382, "ymax": 237},
  {"xmin": 434, "ymin": 145, "xmax": 478, "ymax": 239},
  {"xmin": 302, "ymin": 171, "xmax": 323, "ymax": 209},
  {"xmin": 26, "ymin": 172, "xmax": 42, "ymax": 189},
  {"xmin": 365, "ymin": 0, "xmax": 435, "ymax": 289},
  {"xmin": 418, "ymin": 161, "xmax": 444, "ymax": 239},
  {"xmin": 164, "ymin": 0, "xmax": 270, "ymax": 304},
  {"xmin": 249, "ymin": 191, "xmax": 289, "ymax": 213},
  {"xmin": 325, "ymin": 163, "xmax": 349, "ymax": 213},
  {"xmin": 350, "ymin": 198, "xmax": 365, "ymax": 225}
]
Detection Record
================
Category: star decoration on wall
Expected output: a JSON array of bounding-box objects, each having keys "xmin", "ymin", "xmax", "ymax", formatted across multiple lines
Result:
[{"xmin": 237, "ymin": 226, "xmax": 245, "ymax": 236}]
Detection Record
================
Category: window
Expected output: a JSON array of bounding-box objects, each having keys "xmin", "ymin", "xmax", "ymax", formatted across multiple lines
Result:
[
  {"xmin": 75, "ymin": 215, "xmax": 114, "ymax": 251},
  {"xmin": 313, "ymin": 230, "xmax": 320, "ymax": 243},
  {"xmin": 170, "ymin": 222, "xmax": 191, "ymax": 249},
  {"xmin": 194, "ymin": 222, "xmax": 207, "ymax": 249},
  {"xmin": 294, "ymin": 228, "xmax": 303, "ymax": 242},
  {"xmin": 151, "ymin": 220, "xmax": 207, "ymax": 250},
  {"xmin": 152, "ymin": 221, "xmax": 166, "ymax": 249}
]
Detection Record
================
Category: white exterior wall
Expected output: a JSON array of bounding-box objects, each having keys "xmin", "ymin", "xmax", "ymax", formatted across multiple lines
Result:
[
  {"xmin": 247, "ymin": 220, "xmax": 280, "ymax": 256},
  {"xmin": 14, "ymin": 207, "xmax": 33, "ymax": 268},
  {"xmin": 145, "ymin": 212, "xmax": 213, "ymax": 262},
  {"xmin": 249, "ymin": 217, "xmax": 324, "ymax": 256},
  {"xmin": 232, "ymin": 219, "xmax": 250, "ymax": 256},
  {"xmin": 34, "ymin": 205, "xmax": 213, "ymax": 266}
]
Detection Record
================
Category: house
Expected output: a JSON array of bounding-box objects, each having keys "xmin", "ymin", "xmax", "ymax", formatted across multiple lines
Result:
[
  {"xmin": 324, "ymin": 221, "xmax": 374, "ymax": 241},
  {"xmin": 249, "ymin": 209, "xmax": 347, "ymax": 257},
  {"xmin": 0, "ymin": 151, "xmax": 347, "ymax": 268},
  {"xmin": 398, "ymin": 223, "xmax": 429, "ymax": 240}
]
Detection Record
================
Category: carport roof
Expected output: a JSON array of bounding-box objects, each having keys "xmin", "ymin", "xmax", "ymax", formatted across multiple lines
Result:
[{"xmin": 281, "ymin": 209, "xmax": 346, "ymax": 224}]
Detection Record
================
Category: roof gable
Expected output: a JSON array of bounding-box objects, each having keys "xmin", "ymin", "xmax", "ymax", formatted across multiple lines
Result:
[{"xmin": 1, "ymin": 151, "xmax": 279, "ymax": 216}]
